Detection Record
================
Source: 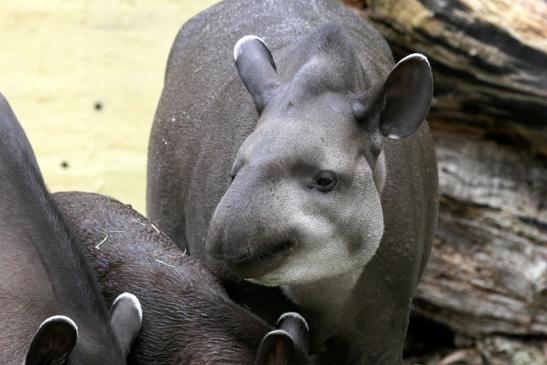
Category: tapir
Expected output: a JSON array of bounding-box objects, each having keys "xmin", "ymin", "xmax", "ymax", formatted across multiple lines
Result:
[
  {"xmin": 0, "ymin": 93, "xmax": 142, "ymax": 364},
  {"xmin": 54, "ymin": 191, "xmax": 310, "ymax": 365},
  {"xmin": 147, "ymin": 0, "xmax": 438, "ymax": 363}
]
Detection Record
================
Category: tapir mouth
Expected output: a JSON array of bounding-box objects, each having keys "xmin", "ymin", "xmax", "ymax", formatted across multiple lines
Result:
[{"xmin": 209, "ymin": 240, "xmax": 294, "ymax": 279}]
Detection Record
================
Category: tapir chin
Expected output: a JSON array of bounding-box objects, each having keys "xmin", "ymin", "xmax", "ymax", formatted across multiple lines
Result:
[{"xmin": 147, "ymin": 0, "xmax": 438, "ymax": 363}]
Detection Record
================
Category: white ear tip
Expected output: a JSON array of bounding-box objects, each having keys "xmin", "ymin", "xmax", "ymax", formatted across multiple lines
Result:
[
  {"xmin": 234, "ymin": 35, "xmax": 267, "ymax": 61},
  {"xmin": 39, "ymin": 315, "xmax": 78, "ymax": 336},
  {"xmin": 276, "ymin": 312, "xmax": 309, "ymax": 332},
  {"xmin": 398, "ymin": 53, "xmax": 430, "ymax": 67},
  {"xmin": 113, "ymin": 292, "xmax": 143, "ymax": 323},
  {"xmin": 265, "ymin": 329, "xmax": 291, "ymax": 338}
]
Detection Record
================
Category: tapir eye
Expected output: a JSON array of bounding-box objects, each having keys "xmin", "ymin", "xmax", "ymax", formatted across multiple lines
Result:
[{"xmin": 312, "ymin": 171, "xmax": 338, "ymax": 192}]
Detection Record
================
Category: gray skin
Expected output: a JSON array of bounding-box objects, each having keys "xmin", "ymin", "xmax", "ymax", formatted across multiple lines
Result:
[
  {"xmin": 54, "ymin": 191, "xmax": 310, "ymax": 365},
  {"xmin": 147, "ymin": 0, "xmax": 438, "ymax": 363},
  {"xmin": 0, "ymin": 93, "xmax": 142, "ymax": 365}
]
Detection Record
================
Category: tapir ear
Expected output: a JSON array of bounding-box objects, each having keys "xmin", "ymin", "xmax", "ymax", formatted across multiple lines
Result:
[
  {"xmin": 254, "ymin": 330, "xmax": 295, "ymax": 365},
  {"xmin": 110, "ymin": 292, "xmax": 143, "ymax": 357},
  {"xmin": 354, "ymin": 53, "xmax": 433, "ymax": 139},
  {"xmin": 234, "ymin": 35, "xmax": 281, "ymax": 114},
  {"xmin": 26, "ymin": 315, "xmax": 78, "ymax": 365},
  {"xmin": 255, "ymin": 313, "xmax": 309, "ymax": 365},
  {"xmin": 275, "ymin": 312, "xmax": 309, "ymax": 357}
]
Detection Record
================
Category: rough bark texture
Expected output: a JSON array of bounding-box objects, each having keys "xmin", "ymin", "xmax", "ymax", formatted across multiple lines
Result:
[
  {"xmin": 343, "ymin": 0, "xmax": 547, "ymax": 363},
  {"xmin": 421, "ymin": 125, "xmax": 547, "ymax": 336}
]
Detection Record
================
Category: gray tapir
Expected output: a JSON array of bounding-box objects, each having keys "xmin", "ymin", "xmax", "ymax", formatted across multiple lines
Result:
[
  {"xmin": 147, "ymin": 0, "xmax": 438, "ymax": 363},
  {"xmin": 0, "ymin": 93, "xmax": 142, "ymax": 365},
  {"xmin": 54, "ymin": 191, "xmax": 310, "ymax": 365}
]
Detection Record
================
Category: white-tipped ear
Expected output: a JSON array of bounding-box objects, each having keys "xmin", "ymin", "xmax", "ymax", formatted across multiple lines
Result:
[
  {"xmin": 254, "ymin": 329, "xmax": 295, "ymax": 365},
  {"xmin": 275, "ymin": 312, "xmax": 310, "ymax": 362},
  {"xmin": 276, "ymin": 312, "xmax": 309, "ymax": 332},
  {"xmin": 354, "ymin": 53, "xmax": 433, "ymax": 139},
  {"xmin": 234, "ymin": 35, "xmax": 281, "ymax": 114},
  {"xmin": 39, "ymin": 315, "xmax": 78, "ymax": 334},
  {"xmin": 234, "ymin": 35, "xmax": 267, "ymax": 61},
  {"xmin": 113, "ymin": 292, "xmax": 143, "ymax": 323},
  {"xmin": 401, "ymin": 53, "xmax": 430, "ymax": 67},
  {"xmin": 26, "ymin": 315, "xmax": 78, "ymax": 365},
  {"xmin": 110, "ymin": 292, "xmax": 142, "ymax": 357}
]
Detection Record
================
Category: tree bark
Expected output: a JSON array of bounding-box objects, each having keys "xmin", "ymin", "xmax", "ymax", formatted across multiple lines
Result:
[
  {"xmin": 418, "ymin": 124, "xmax": 547, "ymax": 337},
  {"xmin": 342, "ymin": 0, "xmax": 547, "ymax": 362}
]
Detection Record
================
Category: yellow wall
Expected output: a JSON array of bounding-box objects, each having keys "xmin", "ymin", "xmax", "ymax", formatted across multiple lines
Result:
[{"xmin": 0, "ymin": 0, "xmax": 219, "ymax": 214}]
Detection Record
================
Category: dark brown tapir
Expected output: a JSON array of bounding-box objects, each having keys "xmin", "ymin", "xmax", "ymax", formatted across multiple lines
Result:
[
  {"xmin": 0, "ymin": 93, "xmax": 142, "ymax": 365},
  {"xmin": 147, "ymin": 0, "xmax": 438, "ymax": 363},
  {"xmin": 54, "ymin": 191, "xmax": 310, "ymax": 365}
]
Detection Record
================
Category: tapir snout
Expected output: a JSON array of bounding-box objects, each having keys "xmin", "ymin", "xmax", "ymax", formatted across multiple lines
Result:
[{"xmin": 206, "ymin": 168, "xmax": 298, "ymax": 279}]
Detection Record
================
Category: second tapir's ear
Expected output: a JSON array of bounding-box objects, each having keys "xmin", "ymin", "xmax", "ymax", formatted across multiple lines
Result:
[
  {"xmin": 276, "ymin": 312, "xmax": 309, "ymax": 356},
  {"xmin": 254, "ymin": 312, "xmax": 310, "ymax": 365},
  {"xmin": 254, "ymin": 330, "xmax": 295, "ymax": 365},
  {"xmin": 26, "ymin": 315, "xmax": 78, "ymax": 365},
  {"xmin": 353, "ymin": 53, "xmax": 433, "ymax": 139},
  {"xmin": 234, "ymin": 35, "xmax": 281, "ymax": 114},
  {"xmin": 110, "ymin": 292, "xmax": 143, "ymax": 357}
]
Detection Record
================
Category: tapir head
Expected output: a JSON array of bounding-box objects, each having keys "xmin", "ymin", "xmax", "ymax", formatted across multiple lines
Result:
[{"xmin": 206, "ymin": 27, "xmax": 433, "ymax": 286}]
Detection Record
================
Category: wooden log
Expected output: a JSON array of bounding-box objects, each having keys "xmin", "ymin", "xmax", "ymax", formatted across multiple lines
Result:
[
  {"xmin": 404, "ymin": 126, "xmax": 547, "ymax": 361},
  {"xmin": 404, "ymin": 335, "xmax": 547, "ymax": 365},
  {"xmin": 417, "ymin": 125, "xmax": 547, "ymax": 337}
]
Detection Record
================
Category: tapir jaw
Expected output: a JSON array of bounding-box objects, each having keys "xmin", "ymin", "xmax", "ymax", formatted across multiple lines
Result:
[
  {"xmin": 230, "ymin": 242, "xmax": 293, "ymax": 279},
  {"xmin": 205, "ymin": 235, "xmax": 295, "ymax": 279}
]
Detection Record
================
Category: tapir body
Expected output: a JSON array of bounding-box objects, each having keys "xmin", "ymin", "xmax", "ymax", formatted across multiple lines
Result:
[
  {"xmin": 147, "ymin": 0, "xmax": 438, "ymax": 363},
  {"xmin": 0, "ymin": 94, "xmax": 142, "ymax": 364},
  {"xmin": 55, "ymin": 191, "xmax": 310, "ymax": 365}
]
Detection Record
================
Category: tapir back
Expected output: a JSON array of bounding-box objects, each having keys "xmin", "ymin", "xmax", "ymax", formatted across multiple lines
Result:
[
  {"xmin": 54, "ymin": 191, "xmax": 310, "ymax": 364},
  {"xmin": 54, "ymin": 191, "xmax": 268, "ymax": 364}
]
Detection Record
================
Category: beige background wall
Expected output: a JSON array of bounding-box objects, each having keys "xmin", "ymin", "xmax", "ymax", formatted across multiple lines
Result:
[{"xmin": 0, "ymin": 0, "xmax": 219, "ymax": 214}]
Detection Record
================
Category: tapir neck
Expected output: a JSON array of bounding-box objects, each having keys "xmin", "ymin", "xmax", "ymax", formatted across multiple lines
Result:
[{"xmin": 281, "ymin": 267, "xmax": 363, "ymax": 350}]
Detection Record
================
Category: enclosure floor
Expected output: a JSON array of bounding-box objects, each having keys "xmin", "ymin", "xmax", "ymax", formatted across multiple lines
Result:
[{"xmin": 0, "ymin": 0, "xmax": 219, "ymax": 214}]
